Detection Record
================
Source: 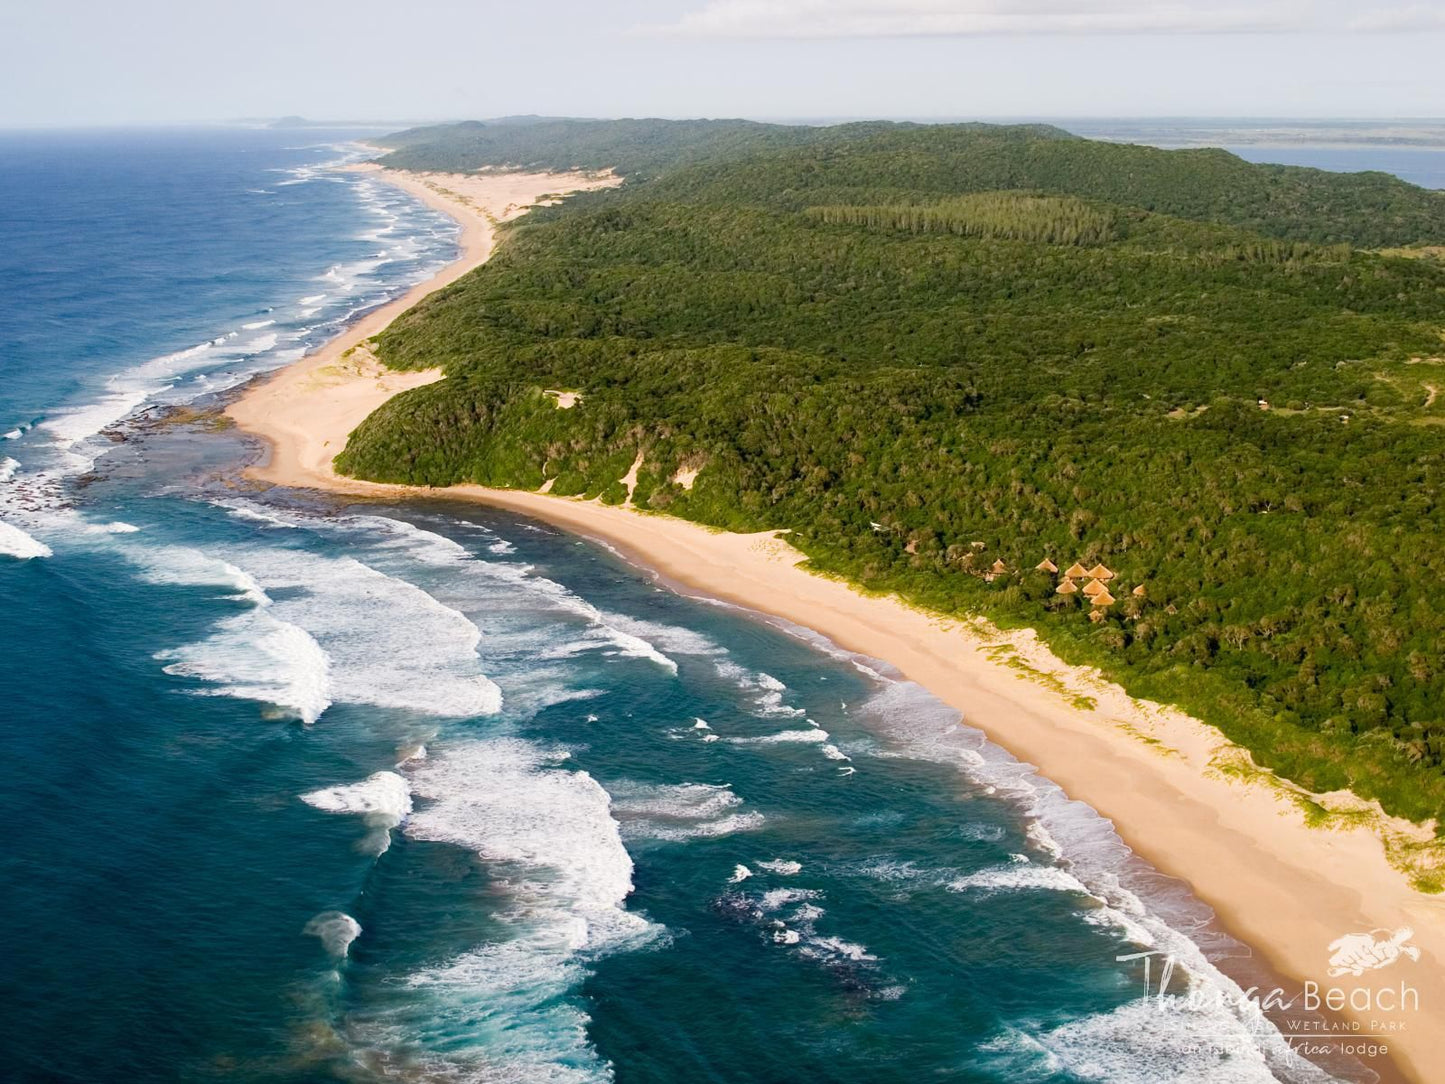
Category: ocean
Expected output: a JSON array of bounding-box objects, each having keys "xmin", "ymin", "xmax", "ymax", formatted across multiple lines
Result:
[{"xmin": 0, "ymin": 128, "xmax": 1430, "ymax": 1083}]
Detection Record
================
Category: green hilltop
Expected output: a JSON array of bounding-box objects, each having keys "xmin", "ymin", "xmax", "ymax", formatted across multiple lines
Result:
[{"xmin": 347, "ymin": 117, "xmax": 1445, "ymax": 832}]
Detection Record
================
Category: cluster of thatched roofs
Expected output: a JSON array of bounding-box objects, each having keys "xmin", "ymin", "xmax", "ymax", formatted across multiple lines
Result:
[
  {"xmin": 1034, "ymin": 559, "xmax": 1148, "ymax": 619},
  {"xmin": 979, "ymin": 555, "xmax": 1147, "ymax": 620}
]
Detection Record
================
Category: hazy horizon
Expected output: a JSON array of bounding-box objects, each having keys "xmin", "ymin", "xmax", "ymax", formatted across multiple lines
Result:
[
  {"xmin": 6, "ymin": 115, "xmax": 1445, "ymax": 136},
  {"xmin": 4, "ymin": 1, "xmax": 1445, "ymax": 127}
]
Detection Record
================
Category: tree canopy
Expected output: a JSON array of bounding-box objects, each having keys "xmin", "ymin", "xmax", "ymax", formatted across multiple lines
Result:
[{"xmin": 344, "ymin": 117, "xmax": 1445, "ymax": 831}]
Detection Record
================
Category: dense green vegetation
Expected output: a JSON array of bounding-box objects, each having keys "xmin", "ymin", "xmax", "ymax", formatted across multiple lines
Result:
[
  {"xmin": 805, "ymin": 192, "xmax": 1119, "ymax": 246},
  {"xmin": 345, "ymin": 118, "xmax": 1445, "ymax": 831},
  {"xmin": 378, "ymin": 118, "xmax": 1445, "ymax": 247},
  {"xmin": 373, "ymin": 116, "xmax": 837, "ymax": 179}
]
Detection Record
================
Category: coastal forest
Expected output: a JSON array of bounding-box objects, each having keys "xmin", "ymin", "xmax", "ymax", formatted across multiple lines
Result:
[{"xmin": 343, "ymin": 118, "xmax": 1445, "ymax": 831}]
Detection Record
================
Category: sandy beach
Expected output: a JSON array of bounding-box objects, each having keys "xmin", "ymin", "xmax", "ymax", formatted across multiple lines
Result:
[
  {"xmin": 228, "ymin": 165, "xmax": 1445, "ymax": 1083},
  {"xmin": 227, "ymin": 163, "xmax": 620, "ymax": 484}
]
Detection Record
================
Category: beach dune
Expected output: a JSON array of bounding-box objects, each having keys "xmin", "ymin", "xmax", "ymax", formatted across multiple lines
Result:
[{"xmin": 228, "ymin": 163, "xmax": 1445, "ymax": 1084}]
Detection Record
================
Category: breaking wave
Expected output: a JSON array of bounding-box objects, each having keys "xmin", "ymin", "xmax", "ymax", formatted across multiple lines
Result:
[
  {"xmin": 0, "ymin": 520, "xmax": 52, "ymax": 560},
  {"xmin": 156, "ymin": 609, "xmax": 332, "ymax": 725},
  {"xmin": 608, "ymin": 781, "xmax": 765, "ymax": 842},
  {"xmin": 304, "ymin": 911, "xmax": 363, "ymax": 960},
  {"xmin": 132, "ymin": 543, "xmax": 501, "ymax": 720},
  {"xmin": 345, "ymin": 738, "xmax": 660, "ymax": 1081},
  {"xmin": 303, "ymin": 771, "xmax": 412, "ymax": 854}
]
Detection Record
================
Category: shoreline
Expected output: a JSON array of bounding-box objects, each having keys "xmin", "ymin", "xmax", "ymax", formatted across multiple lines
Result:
[
  {"xmin": 225, "ymin": 162, "xmax": 620, "ymax": 485},
  {"xmin": 226, "ymin": 163, "xmax": 1443, "ymax": 1083}
]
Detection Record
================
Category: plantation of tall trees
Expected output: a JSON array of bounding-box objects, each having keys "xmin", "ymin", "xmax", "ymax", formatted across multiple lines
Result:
[
  {"xmin": 804, "ymin": 193, "xmax": 1119, "ymax": 245},
  {"xmin": 344, "ymin": 119, "xmax": 1445, "ymax": 827}
]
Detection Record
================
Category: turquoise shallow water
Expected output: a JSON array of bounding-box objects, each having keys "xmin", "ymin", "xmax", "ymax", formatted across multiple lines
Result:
[{"xmin": 0, "ymin": 130, "xmax": 1398, "ymax": 1083}]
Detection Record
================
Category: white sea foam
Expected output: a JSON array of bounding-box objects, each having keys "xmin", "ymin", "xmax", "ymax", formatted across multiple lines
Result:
[
  {"xmin": 801, "ymin": 936, "xmax": 877, "ymax": 964},
  {"xmin": 947, "ymin": 863, "xmax": 1097, "ymax": 897},
  {"xmin": 5, "ymin": 160, "xmax": 459, "ymax": 509},
  {"xmin": 845, "ymin": 857, "xmax": 944, "ymax": 888},
  {"xmin": 226, "ymin": 548, "xmax": 503, "ymax": 717},
  {"xmin": 303, "ymin": 770, "xmax": 412, "ymax": 824},
  {"xmin": 85, "ymin": 521, "xmax": 140, "ymax": 534},
  {"xmin": 1026, "ymin": 819, "xmax": 1064, "ymax": 861},
  {"xmin": 580, "ymin": 622, "xmax": 677, "ymax": 672},
  {"xmin": 30, "ymin": 326, "xmax": 282, "ymax": 453},
  {"xmin": 723, "ymin": 883, "xmax": 888, "ymax": 988},
  {"xmin": 729, "ymin": 864, "xmax": 753, "ymax": 883},
  {"xmin": 1030, "ymin": 996, "xmax": 1306, "ymax": 1083},
  {"xmin": 304, "ymin": 911, "xmax": 362, "ymax": 960},
  {"xmin": 157, "ymin": 610, "xmax": 332, "ymax": 724},
  {"xmin": 0, "ymin": 520, "xmax": 51, "ymax": 559},
  {"xmin": 715, "ymin": 661, "xmax": 807, "ymax": 718},
  {"xmin": 25, "ymin": 263, "xmax": 411, "ymax": 458},
  {"xmin": 338, "ymin": 513, "xmax": 477, "ymax": 560},
  {"xmin": 1079, "ymin": 902, "xmax": 1159, "ymax": 950},
  {"xmin": 597, "ymin": 612, "xmax": 724, "ymax": 658},
  {"xmin": 381, "ymin": 738, "xmax": 657, "ymax": 1081},
  {"xmin": 389, "ymin": 936, "xmax": 613, "ymax": 1084},
  {"xmin": 405, "ymin": 739, "xmax": 655, "ymax": 951},
  {"xmin": 608, "ymin": 781, "xmax": 765, "ymax": 842},
  {"xmin": 958, "ymin": 823, "xmax": 1006, "ymax": 842},
  {"xmin": 757, "ymin": 859, "xmax": 802, "ymax": 876},
  {"xmin": 303, "ymin": 770, "xmax": 412, "ymax": 853},
  {"xmin": 39, "ymin": 386, "xmax": 158, "ymax": 446},
  {"xmin": 354, "ymin": 514, "xmax": 681, "ymax": 676},
  {"xmin": 0, "ymin": 457, "xmax": 18, "ymax": 483},
  {"xmin": 608, "ymin": 781, "xmax": 741, "ymax": 820},
  {"xmin": 125, "ymin": 339, "xmax": 215, "ymax": 381},
  {"xmin": 758, "ymin": 887, "xmax": 821, "ymax": 913},
  {"xmin": 127, "ymin": 545, "xmax": 270, "ymax": 605},
  {"xmin": 683, "ymin": 611, "xmax": 1303, "ymax": 1057},
  {"xmin": 725, "ymin": 728, "xmax": 830, "ymax": 745},
  {"xmin": 32, "ymin": 338, "xmax": 238, "ymax": 448},
  {"xmin": 132, "ymin": 542, "xmax": 501, "ymax": 719},
  {"xmin": 215, "ymin": 501, "xmax": 299, "ymax": 528},
  {"xmin": 834, "ymin": 658, "xmax": 1332, "ymax": 1079}
]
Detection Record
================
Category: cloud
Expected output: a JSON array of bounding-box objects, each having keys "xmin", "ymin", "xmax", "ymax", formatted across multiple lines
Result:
[
  {"xmin": 1348, "ymin": 4, "xmax": 1445, "ymax": 31},
  {"xmin": 640, "ymin": 0, "xmax": 1445, "ymax": 38}
]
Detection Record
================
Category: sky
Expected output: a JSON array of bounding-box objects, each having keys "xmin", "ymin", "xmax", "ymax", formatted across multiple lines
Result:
[{"xmin": 2, "ymin": 0, "xmax": 1444, "ymax": 127}]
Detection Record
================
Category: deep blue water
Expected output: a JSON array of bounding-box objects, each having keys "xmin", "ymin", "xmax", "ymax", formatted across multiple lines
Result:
[
  {"xmin": 1224, "ymin": 145, "xmax": 1445, "ymax": 190},
  {"xmin": 0, "ymin": 130, "xmax": 1406, "ymax": 1083},
  {"xmin": 1061, "ymin": 120, "xmax": 1445, "ymax": 191}
]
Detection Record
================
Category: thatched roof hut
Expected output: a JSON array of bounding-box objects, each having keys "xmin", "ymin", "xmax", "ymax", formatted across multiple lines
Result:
[
  {"xmin": 1086, "ymin": 563, "xmax": 1115, "ymax": 581},
  {"xmin": 1131, "ymin": 584, "xmax": 1147, "ymax": 598},
  {"xmin": 991, "ymin": 559, "xmax": 1008, "ymax": 575},
  {"xmin": 1081, "ymin": 579, "xmax": 1107, "ymax": 598},
  {"xmin": 1036, "ymin": 558, "xmax": 1058, "ymax": 574},
  {"xmin": 1088, "ymin": 609, "xmax": 1105, "ymax": 624},
  {"xmin": 1091, "ymin": 589, "xmax": 1116, "ymax": 607},
  {"xmin": 1055, "ymin": 579, "xmax": 1079, "ymax": 595},
  {"xmin": 1064, "ymin": 562, "xmax": 1089, "ymax": 579}
]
